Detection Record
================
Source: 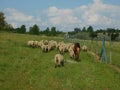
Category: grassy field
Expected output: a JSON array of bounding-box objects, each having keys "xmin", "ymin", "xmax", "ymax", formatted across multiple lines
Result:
[
  {"xmin": 80, "ymin": 39, "xmax": 120, "ymax": 68},
  {"xmin": 0, "ymin": 32, "xmax": 120, "ymax": 90}
]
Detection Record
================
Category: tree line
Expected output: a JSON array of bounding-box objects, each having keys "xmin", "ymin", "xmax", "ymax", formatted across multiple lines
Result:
[
  {"xmin": 12, "ymin": 24, "xmax": 63, "ymax": 36},
  {"xmin": 68, "ymin": 26, "xmax": 120, "ymax": 41},
  {"xmin": 0, "ymin": 11, "xmax": 120, "ymax": 40},
  {"xmin": 0, "ymin": 12, "xmax": 63, "ymax": 36}
]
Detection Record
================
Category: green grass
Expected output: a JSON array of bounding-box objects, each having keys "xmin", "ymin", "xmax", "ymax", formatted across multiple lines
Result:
[
  {"xmin": 0, "ymin": 32, "xmax": 120, "ymax": 90},
  {"xmin": 79, "ymin": 39, "xmax": 120, "ymax": 68}
]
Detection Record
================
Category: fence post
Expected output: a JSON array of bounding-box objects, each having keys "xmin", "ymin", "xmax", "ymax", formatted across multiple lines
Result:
[
  {"xmin": 110, "ymin": 33, "xmax": 112, "ymax": 64},
  {"xmin": 96, "ymin": 37, "xmax": 98, "ymax": 55},
  {"xmin": 101, "ymin": 36, "xmax": 108, "ymax": 63}
]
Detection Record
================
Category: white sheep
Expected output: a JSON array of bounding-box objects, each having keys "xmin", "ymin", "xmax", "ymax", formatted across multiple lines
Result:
[
  {"xmin": 54, "ymin": 54, "xmax": 64, "ymax": 68},
  {"xmin": 46, "ymin": 44, "xmax": 52, "ymax": 52},
  {"xmin": 43, "ymin": 40, "xmax": 49, "ymax": 45},
  {"xmin": 49, "ymin": 40, "xmax": 57, "ymax": 49},
  {"xmin": 41, "ymin": 44, "xmax": 48, "ymax": 52},
  {"xmin": 27, "ymin": 40, "xmax": 34, "ymax": 47},
  {"xmin": 56, "ymin": 41, "xmax": 64, "ymax": 49},
  {"xmin": 68, "ymin": 46, "xmax": 75, "ymax": 59},
  {"xmin": 82, "ymin": 45, "xmax": 88, "ymax": 52},
  {"xmin": 33, "ymin": 41, "xmax": 38, "ymax": 47},
  {"xmin": 58, "ymin": 44, "xmax": 67, "ymax": 54},
  {"xmin": 37, "ymin": 41, "xmax": 43, "ymax": 47}
]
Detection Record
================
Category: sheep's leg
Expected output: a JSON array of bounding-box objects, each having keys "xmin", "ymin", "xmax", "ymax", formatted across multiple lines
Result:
[
  {"xmin": 55, "ymin": 64, "xmax": 57, "ymax": 68},
  {"xmin": 61, "ymin": 61, "xmax": 64, "ymax": 66}
]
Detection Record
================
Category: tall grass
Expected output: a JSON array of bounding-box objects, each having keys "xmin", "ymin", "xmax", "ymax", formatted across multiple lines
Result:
[{"xmin": 0, "ymin": 32, "xmax": 120, "ymax": 90}]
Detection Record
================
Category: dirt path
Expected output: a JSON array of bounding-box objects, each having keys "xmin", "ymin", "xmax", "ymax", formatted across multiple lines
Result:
[
  {"xmin": 109, "ymin": 64, "xmax": 120, "ymax": 73},
  {"xmin": 88, "ymin": 51, "xmax": 120, "ymax": 73}
]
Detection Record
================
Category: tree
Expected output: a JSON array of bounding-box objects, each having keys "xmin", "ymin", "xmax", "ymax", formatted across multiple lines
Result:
[
  {"xmin": 20, "ymin": 25, "xmax": 26, "ymax": 34},
  {"xmin": 51, "ymin": 26, "xmax": 56, "ymax": 36},
  {"xmin": 107, "ymin": 28, "xmax": 114, "ymax": 36},
  {"xmin": 0, "ymin": 12, "xmax": 13, "ymax": 32},
  {"xmin": 16, "ymin": 28, "xmax": 21, "ymax": 33},
  {"xmin": 103, "ymin": 30, "xmax": 106, "ymax": 35},
  {"xmin": 87, "ymin": 26, "xmax": 93, "ymax": 32},
  {"xmin": 4, "ymin": 24, "xmax": 13, "ymax": 32},
  {"xmin": 74, "ymin": 27, "xmax": 81, "ymax": 33},
  {"xmin": 106, "ymin": 28, "xmax": 119, "ymax": 41},
  {"xmin": 13, "ymin": 25, "xmax": 26, "ymax": 34},
  {"xmin": 43, "ymin": 27, "xmax": 50, "ymax": 36},
  {"xmin": 0, "ymin": 12, "xmax": 7, "ymax": 30},
  {"xmin": 111, "ymin": 32, "xmax": 119, "ymax": 40},
  {"xmin": 82, "ymin": 27, "xmax": 86, "ymax": 32},
  {"xmin": 29, "ymin": 24, "xmax": 39, "ymax": 35}
]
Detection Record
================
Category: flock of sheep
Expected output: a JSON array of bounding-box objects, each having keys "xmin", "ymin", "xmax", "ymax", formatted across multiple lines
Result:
[{"xmin": 27, "ymin": 40, "xmax": 88, "ymax": 68}]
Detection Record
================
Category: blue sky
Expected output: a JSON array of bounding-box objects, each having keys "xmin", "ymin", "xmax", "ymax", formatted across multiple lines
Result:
[{"xmin": 0, "ymin": 0, "xmax": 120, "ymax": 31}]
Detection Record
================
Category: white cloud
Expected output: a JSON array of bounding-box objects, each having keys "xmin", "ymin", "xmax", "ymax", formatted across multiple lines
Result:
[
  {"xmin": 3, "ymin": 0, "xmax": 120, "ymax": 31},
  {"xmin": 46, "ymin": 6, "xmax": 79, "ymax": 25},
  {"xmin": 74, "ymin": 0, "xmax": 120, "ymax": 29},
  {"xmin": 4, "ymin": 8, "xmax": 33, "ymax": 22},
  {"xmin": 44, "ymin": 0, "xmax": 120, "ymax": 31},
  {"xmin": 4, "ymin": 8, "xmax": 41, "ymax": 29}
]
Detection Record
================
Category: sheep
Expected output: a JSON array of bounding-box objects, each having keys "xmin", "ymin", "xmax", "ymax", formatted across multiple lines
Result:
[
  {"xmin": 65, "ymin": 43, "xmax": 72, "ymax": 51},
  {"xmin": 41, "ymin": 44, "xmax": 49, "ymax": 52},
  {"xmin": 27, "ymin": 40, "xmax": 34, "ymax": 47},
  {"xmin": 37, "ymin": 41, "xmax": 43, "ymax": 47},
  {"xmin": 54, "ymin": 54, "xmax": 64, "ymax": 68},
  {"xmin": 33, "ymin": 41, "xmax": 39, "ymax": 47},
  {"xmin": 56, "ymin": 41, "xmax": 64, "ymax": 49},
  {"xmin": 49, "ymin": 40, "xmax": 57, "ymax": 48},
  {"xmin": 82, "ymin": 45, "xmax": 88, "ymax": 52},
  {"xmin": 58, "ymin": 43, "xmax": 68, "ymax": 54},
  {"xmin": 43, "ymin": 40, "xmax": 49, "ymax": 45},
  {"xmin": 68, "ymin": 46, "xmax": 75, "ymax": 59},
  {"xmin": 46, "ymin": 44, "xmax": 52, "ymax": 52}
]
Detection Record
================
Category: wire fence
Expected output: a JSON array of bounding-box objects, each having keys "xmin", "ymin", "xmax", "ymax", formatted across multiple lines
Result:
[{"xmin": 65, "ymin": 35, "xmax": 120, "ymax": 67}]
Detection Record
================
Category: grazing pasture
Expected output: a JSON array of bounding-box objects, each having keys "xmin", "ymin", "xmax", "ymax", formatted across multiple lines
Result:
[{"xmin": 0, "ymin": 32, "xmax": 120, "ymax": 90}]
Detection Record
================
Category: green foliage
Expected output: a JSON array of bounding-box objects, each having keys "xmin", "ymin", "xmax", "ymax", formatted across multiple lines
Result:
[
  {"xmin": 0, "ymin": 12, "xmax": 13, "ymax": 32},
  {"xmin": 76, "ymin": 32, "xmax": 89, "ymax": 40},
  {"xmin": 41, "ymin": 27, "xmax": 50, "ymax": 36},
  {"xmin": 13, "ymin": 25, "xmax": 26, "ymax": 34},
  {"xmin": 29, "ymin": 24, "xmax": 39, "ymax": 35},
  {"xmin": 107, "ymin": 28, "xmax": 119, "ymax": 40},
  {"xmin": 74, "ymin": 27, "xmax": 81, "ymax": 33},
  {"xmin": 4, "ymin": 24, "xmax": 13, "ymax": 32},
  {"xmin": 0, "ymin": 11, "xmax": 13, "ymax": 32},
  {"xmin": 20, "ymin": 25, "xmax": 26, "ymax": 34},
  {"xmin": 68, "ymin": 31, "xmax": 76, "ymax": 36},
  {"xmin": 51, "ymin": 26, "xmax": 57, "ymax": 36},
  {"xmin": 0, "ymin": 12, "xmax": 6, "ymax": 30},
  {"xmin": 40, "ymin": 27, "xmax": 63, "ymax": 36},
  {"xmin": 89, "ymin": 32, "xmax": 98, "ymax": 39},
  {"xmin": 111, "ymin": 32, "xmax": 119, "ymax": 40},
  {"xmin": 87, "ymin": 26, "xmax": 94, "ymax": 32},
  {"xmin": 82, "ymin": 27, "xmax": 87, "ymax": 32}
]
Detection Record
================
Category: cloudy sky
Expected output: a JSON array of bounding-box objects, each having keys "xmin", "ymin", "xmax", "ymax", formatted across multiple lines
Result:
[{"xmin": 1, "ymin": 0, "xmax": 120, "ymax": 31}]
